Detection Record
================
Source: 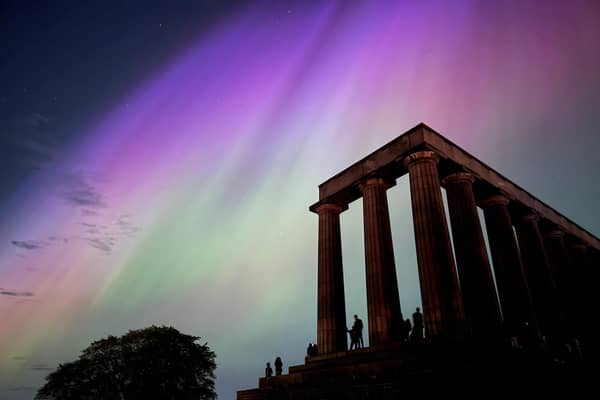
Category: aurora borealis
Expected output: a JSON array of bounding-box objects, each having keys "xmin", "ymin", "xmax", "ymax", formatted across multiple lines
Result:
[{"xmin": 1, "ymin": 1, "xmax": 600, "ymax": 398}]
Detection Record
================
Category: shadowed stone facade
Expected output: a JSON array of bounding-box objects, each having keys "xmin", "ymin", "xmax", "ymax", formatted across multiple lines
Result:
[{"xmin": 237, "ymin": 123, "xmax": 599, "ymax": 399}]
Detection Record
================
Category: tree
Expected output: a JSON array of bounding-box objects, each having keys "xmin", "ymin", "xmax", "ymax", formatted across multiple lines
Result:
[{"xmin": 36, "ymin": 326, "xmax": 216, "ymax": 400}]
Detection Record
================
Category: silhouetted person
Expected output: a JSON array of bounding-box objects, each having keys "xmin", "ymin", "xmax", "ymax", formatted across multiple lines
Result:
[
  {"xmin": 312, "ymin": 343, "xmax": 318, "ymax": 355},
  {"xmin": 265, "ymin": 362, "xmax": 273, "ymax": 377},
  {"xmin": 411, "ymin": 307, "xmax": 424, "ymax": 343},
  {"xmin": 352, "ymin": 314, "xmax": 364, "ymax": 348},
  {"xmin": 274, "ymin": 356, "xmax": 283, "ymax": 376},
  {"xmin": 402, "ymin": 318, "xmax": 412, "ymax": 342},
  {"xmin": 306, "ymin": 343, "xmax": 312, "ymax": 356},
  {"xmin": 348, "ymin": 327, "xmax": 359, "ymax": 350}
]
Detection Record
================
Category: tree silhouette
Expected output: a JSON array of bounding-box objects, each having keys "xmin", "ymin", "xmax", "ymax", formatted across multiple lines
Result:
[{"xmin": 36, "ymin": 326, "xmax": 216, "ymax": 400}]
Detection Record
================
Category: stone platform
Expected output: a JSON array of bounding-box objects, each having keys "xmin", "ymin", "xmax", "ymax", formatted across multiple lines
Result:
[{"xmin": 237, "ymin": 341, "xmax": 588, "ymax": 399}]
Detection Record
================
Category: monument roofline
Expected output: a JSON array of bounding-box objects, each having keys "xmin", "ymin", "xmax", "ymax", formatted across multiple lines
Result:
[{"xmin": 309, "ymin": 123, "xmax": 600, "ymax": 250}]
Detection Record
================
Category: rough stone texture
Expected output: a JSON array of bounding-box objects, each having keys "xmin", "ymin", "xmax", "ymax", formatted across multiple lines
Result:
[
  {"xmin": 359, "ymin": 177, "xmax": 403, "ymax": 345},
  {"xmin": 443, "ymin": 173, "xmax": 501, "ymax": 336},
  {"xmin": 315, "ymin": 203, "xmax": 347, "ymax": 354},
  {"xmin": 403, "ymin": 151, "xmax": 465, "ymax": 339}
]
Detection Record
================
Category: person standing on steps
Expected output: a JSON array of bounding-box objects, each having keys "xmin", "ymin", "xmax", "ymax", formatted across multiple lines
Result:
[
  {"xmin": 347, "ymin": 326, "xmax": 358, "ymax": 350},
  {"xmin": 274, "ymin": 356, "xmax": 283, "ymax": 376},
  {"xmin": 265, "ymin": 362, "xmax": 273, "ymax": 377},
  {"xmin": 402, "ymin": 318, "xmax": 412, "ymax": 342},
  {"xmin": 411, "ymin": 307, "xmax": 424, "ymax": 343},
  {"xmin": 352, "ymin": 314, "xmax": 364, "ymax": 349}
]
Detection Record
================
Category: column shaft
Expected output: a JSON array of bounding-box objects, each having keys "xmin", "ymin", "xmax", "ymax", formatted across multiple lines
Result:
[
  {"xmin": 481, "ymin": 195, "xmax": 536, "ymax": 340},
  {"xmin": 316, "ymin": 203, "xmax": 348, "ymax": 354},
  {"xmin": 582, "ymin": 247, "xmax": 599, "ymax": 356},
  {"xmin": 514, "ymin": 213, "xmax": 559, "ymax": 338},
  {"xmin": 542, "ymin": 230, "xmax": 570, "ymax": 335},
  {"xmin": 403, "ymin": 151, "xmax": 465, "ymax": 339},
  {"xmin": 567, "ymin": 243, "xmax": 587, "ymax": 340},
  {"xmin": 443, "ymin": 173, "xmax": 501, "ymax": 336},
  {"xmin": 360, "ymin": 177, "xmax": 403, "ymax": 345}
]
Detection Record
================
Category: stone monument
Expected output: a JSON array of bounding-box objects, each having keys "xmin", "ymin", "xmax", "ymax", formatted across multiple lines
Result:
[{"xmin": 237, "ymin": 123, "xmax": 599, "ymax": 399}]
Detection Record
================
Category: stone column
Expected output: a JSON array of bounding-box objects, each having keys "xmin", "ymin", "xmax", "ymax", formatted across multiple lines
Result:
[
  {"xmin": 514, "ymin": 213, "xmax": 558, "ymax": 339},
  {"xmin": 359, "ymin": 177, "xmax": 403, "ymax": 345},
  {"xmin": 542, "ymin": 230, "xmax": 570, "ymax": 332},
  {"xmin": 403, "ymin": 151, "xmax": 465, "ymax": 339},
  {"xmin": 582, "ymin": 247, "xmax": 599, "ymax": 354},
  {"xmin": 480, "ymin": 195, "xmax": 536, "ymax": 340},
  {"xmin": 443, "ymin": 173, "xmax": 501, "ymax": 337},
  {"xmin": 315, "ymin": 203, "xmax": 348, "ymax": 354},
  {"xmin": 567, "ymin": 243, "xmax": 587, "ymax": 340},
  {"xmin": 543, "ymin": 230, "xmax": 568, "ymax": 280}
]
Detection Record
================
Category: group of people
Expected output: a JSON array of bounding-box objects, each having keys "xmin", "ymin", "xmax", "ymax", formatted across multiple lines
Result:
[
  {"xmin": 291, "ymin": 308, "xmax": 425, "ymax": 377},
  {"xmin": 264, "ymin": 356, "xmax": 282, "ymax": 378},
  {"xmin": 348, "ymin": 314, "xmax": 364, "ymax": 350},
  {"xmin": 345, "ymin": 308, "xmax": 424, "ymax": 349},
  {"xmin": 308, "ymin": 307, "xmax": 425, "ymax": 353}
]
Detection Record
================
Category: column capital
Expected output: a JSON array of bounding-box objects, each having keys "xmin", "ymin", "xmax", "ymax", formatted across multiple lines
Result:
[
  {"xmin": 312, "ymin": 202, "xmax": 348, "ymax": 215},
  {"xmin": 358, "ymin": 176, "xmax": 396, "ymax": 192},
  {"xmin": 544, "ymin": 229, "xmax": 565, "ymax": 239},
  {"xmin": 480, "ymin": 194, "xmax": 510, "ymax": 208},
  {"xmin": 402, "ymin": 150, "xmax": 439, "ymax": 169},
  {"xmin": 442, "ymin": 172, "xmax": 475, "ymax": 186},
  {"xmin": 519, "ymin": 212, "xmax": 540, "ymax": 224},
  {"xmin": 568, "ymin": 242, "xmax": 587, "ymax": 251}
]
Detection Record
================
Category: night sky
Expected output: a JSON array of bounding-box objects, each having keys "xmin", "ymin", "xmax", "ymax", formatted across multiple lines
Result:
[{"xmin": 2, "ymin": 1, "xmax": 600, "ymax": 399}]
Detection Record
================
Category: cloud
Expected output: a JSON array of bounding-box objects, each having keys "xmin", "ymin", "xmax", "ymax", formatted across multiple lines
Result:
[
  {"xmin": 10, "ymin": 240, "xmax": 47, "ymax": 250},
  {"xmin": 62, "ymin": 184, "xmax": 105, "ymax": 208},
  {"xmin": 15, "ymin": 299, "xmax": 41, "ymax": 304},
  {"xmin": 14, "ymin": 137, "xmax": 58, "ymax": 161},
  {"xmin": 117, "ymin": 214, "xmax": 142, "ymax": 236},
  {"xmin": 84, "ymin": 238, "xmax": 112, "ymax": 253},
  {"xmin": 7, "ymin": 386, "xmax": 37, "ymax": 391},
  {"xmin": 72, "ymin": 213, "xmax": 141, "ymax": 253},
  {"xmin": 47, "ymin": 235, "xmax": 69, "ymax": 243},
  {"xmin": 1, "ymin": 290, "xmax": 34, "ymax": 297},
  {"xmin": 31, "ymin": 363, "xmax": 52, "ymax": 371},
  {"xmin": 58, "ymin": 171, "xmax": 106, "ymax": 209},
  {"xmin": 4, "ymin": 112, "xmax": 60, "ymax": 170},
  {"xmin": 9, "ymin": 168, "xmax": 141, "ymax": 255},
  {"xmin": 81, "ymin": 208, "xmax": 99, "ymax": 216},
  {"xmin": 26, "ymin": 112, "xmax": 50, "ymax": 128}
]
